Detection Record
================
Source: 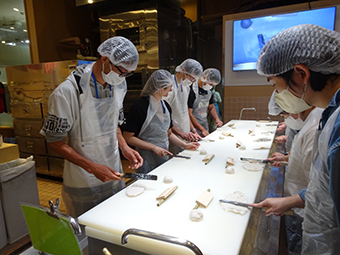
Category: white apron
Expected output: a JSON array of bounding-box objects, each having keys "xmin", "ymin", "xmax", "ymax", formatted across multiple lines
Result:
[
  {"xmin": 136, "ymin": 96, "xmax": 171, "ymax": 174},
  {"xmin": 192, "ymin": 83, "xmax": 212, "ymax": 134},
  {"xmin": 302, "ymin": 106, "xmax": 340, "ymax": 254},
  {"xmin": 284, "ymin": 108, "xmax": 322, "ymax": 217},
  {"xmin": 166, "ymin": 75, "xmax": 190, "ymax": 154},
  {"xmin": 62, "ymin": 62, "xmax": 125, "ymax": 217}
]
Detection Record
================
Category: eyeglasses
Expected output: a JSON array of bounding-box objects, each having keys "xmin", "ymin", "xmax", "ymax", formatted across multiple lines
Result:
[
  {"xmin": 186, "ymin": 74, "xmax": 196, "ymax": 83},
  {"xmin": 114, "ymin": 65, "xmax": 134, "ymax": 78}
]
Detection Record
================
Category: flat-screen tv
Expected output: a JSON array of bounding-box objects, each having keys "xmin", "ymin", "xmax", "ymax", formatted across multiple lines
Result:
[{"xmin": 232, "ymin": 6, "xmax": 336, "ymax": 71}]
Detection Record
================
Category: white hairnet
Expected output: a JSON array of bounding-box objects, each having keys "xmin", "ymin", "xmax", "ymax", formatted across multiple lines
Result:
[
  {"xmin": 201, "ymin": 68, "xmax": 221, "ymax": 84},
  {"xmin": 141, "ymin": 69, "xmax": 173, "ymax": 97},
  {"xmin": 175, "ymin": 59, "xmax": 203, "ymax": 80},
  {"xmin": 268, "ymin": 91, "xmax": 283, "ymax": 116},
  {"xmin": 257, "ymin": 24, "xmax": 340, "ymax": 76},
  {"xmin": 97, "ymin": 36, "xmax": 139, "ymax": 71}
]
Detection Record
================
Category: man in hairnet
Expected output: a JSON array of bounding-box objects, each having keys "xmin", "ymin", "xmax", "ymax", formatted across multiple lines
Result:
[
  {"xmin": 123, "ymin": 70, "xmax": 200, "ymax": 174},
  {"xmin": 188, "ymin": 68, "xmax": 223, "ymax": 137},
  {"xmin": 164, "ymin": 59, "xmax": 203, "ymax": 153},
  {"xmin": 251, "ymin": 24, "xmax": 340, "ymax": 254},
  {"xmin": 265, "ymin": 92, "xmax": 323, "ymax": 253},
  {"xmin": 40, "ymin": 36, "xmax": 143, "ymax": 217}
]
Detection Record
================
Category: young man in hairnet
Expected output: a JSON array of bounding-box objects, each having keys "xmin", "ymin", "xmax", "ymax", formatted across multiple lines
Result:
[
  {"xmin": 164, "ymin": 59, "xmax": 203, "ymax": 153},
  {"xmin": 188, "ymin": 68, "xmax": 223, "ymax": 137},
  {"xmin": 251, "ymin": 24, "xmax": 340, "ymax": 254},
  {"xmin": 122, "ymin": 70, "xmax": 200, "ymax": 174},
  {"xmin": 40, "ymin": 36, "xmax": 143, "ymax": 218},
  {"xmin": 266, "ymin": 92, "xmax": 323, "ymax": 253}
]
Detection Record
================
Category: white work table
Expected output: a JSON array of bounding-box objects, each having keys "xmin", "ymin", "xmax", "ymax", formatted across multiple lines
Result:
[{"xmin": 78, "ymin": 120, "xmax": 278, "ymax": 255}]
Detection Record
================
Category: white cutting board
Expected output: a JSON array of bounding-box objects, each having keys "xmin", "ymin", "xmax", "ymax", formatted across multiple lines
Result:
[{"xmin": 79, "ymin": 120, "xmax": 278, "ymax": 255}]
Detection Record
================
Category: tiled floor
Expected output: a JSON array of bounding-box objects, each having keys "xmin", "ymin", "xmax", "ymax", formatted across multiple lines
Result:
[{"xmin": 36, "ymin": 176, "xmax": 66, "ymax": 214}]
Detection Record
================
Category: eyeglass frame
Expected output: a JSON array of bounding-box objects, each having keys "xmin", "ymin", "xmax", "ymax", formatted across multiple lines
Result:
[
  {"xmin": 114, "ymin": 64, "xmax": 134, "ymax": 78},
  {"xmin": 185, "ymin": 74, "xmax": 196, "ymax": 83}
]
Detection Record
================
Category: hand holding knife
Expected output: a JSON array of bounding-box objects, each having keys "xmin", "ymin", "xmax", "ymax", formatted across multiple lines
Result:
[
  {"xmin": 240, "ymin": 157, "xmax": 288, "ymax": 166},
  {"xmin": 219, "ymin": 199, "xmax": 294, "ymax": 215}
]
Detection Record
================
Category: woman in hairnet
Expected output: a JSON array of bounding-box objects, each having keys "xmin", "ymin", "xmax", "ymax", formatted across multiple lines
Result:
[
  {"xmin": 164, "ymin": 59, "xmax": 203, "ymax": 153},
  {"xmin": 40, "ymin": 36, "xmax": 143, "ymax": 218},
  {"xmin": 252, "ymin": 24, "xmax": 340, "ymax": 254},
  {"xmin": 188, "ymin": 68, "xmax": 223, "ymax": 137},
  {"xmin": 123, "ymin": 70, "xmax": 200, "ymax": 174}
]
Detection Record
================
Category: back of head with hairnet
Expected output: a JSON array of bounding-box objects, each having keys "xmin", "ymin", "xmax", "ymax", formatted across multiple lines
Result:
[
  {"xmin": 140, "ymin": 69, "xmax": 173, "ymax": 97},
  {"xmin": 97, "ymin": 36, "xmax": 139, "ymax": 71},
  {"xmin": 175, "ymin": 59, "xmax": 203, "ymax": 80},
  {"xmin": 257, "ymin": 24, "xmax": 340, "ymax": 76},
  {"xmin": 200, "ymin": 68, "xmax": 221, "ymax": 85},
  {"xmin": 268, "ymin": 90, "xmax": 283, "ymax": 116}
]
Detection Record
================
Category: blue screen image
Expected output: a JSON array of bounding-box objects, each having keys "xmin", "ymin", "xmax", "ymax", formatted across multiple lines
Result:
[{"xmin": 232, "ymin": 7, "xmax": 336, "ymax": 71}]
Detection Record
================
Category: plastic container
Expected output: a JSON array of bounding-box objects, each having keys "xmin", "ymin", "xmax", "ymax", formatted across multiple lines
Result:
[
  {"xmin": 0, "ymin": 195, "xmax": 7, "ymax": 249},
  {"xmin": 0, "ymin": 160, "xmax": 40, "ymax": 243}
]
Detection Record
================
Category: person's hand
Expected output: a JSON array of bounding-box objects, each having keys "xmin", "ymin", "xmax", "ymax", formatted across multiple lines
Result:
[
  {"xmin": 152, "ymin": 146, "xmax": 173, "ymax": 157},
  {"xmin": 267, "ymin": 152, "xmax": 285, "ymax": 161},
  {"xmin": 201, "ymin": 129, "xmax": 209, "ymax": 137},
  {"xmin": 121, "ymin": 146, "xmax": 143, "ymax": 169},
  {"xmin": 181, "ymin": 132, "xmax": 196, "ymax": 142},
  {"xmin": 184, "ymin": 142, "xmax": 200, "ymax": 151},
  {"xmin": 216, "ymin": 120, "xmax": 223, "ymax": 127},
  {"xmin": 266, "ymin": 152, "xmax": 286, "ymax": 167},
  {"xmin": 250, "ymin": 197, "xmax": 292, "ymax": 217},
  {"xmin": 277, "ymin": 122, "xmax": 287, "ymax": 132},
  {"xmin": 275, "ymin": 135, "xmax": 287, "ymax": 143},
  {"xmin": 192, "ymin": 132, "xmax": 202, "ymax": 141},
  {"xmin": 88, "ymin": 163, "xmax": 122, "ymax": 182}
]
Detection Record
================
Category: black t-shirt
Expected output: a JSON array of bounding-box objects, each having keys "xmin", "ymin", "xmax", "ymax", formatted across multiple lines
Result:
[
  {"xmin": 187, "ymin": 85, "xmax": 214, "ymax": 109},
  {"xmin": 122, "ymin": 96, "xmax": 173, "ymax": 137}
]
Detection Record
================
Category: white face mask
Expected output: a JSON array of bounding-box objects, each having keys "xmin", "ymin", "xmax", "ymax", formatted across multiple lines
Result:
[
  {"xmin": 181, "ymin": 78, "xmax": 192, "ymax": 87},
  {"xmin": 202, "ymin": 84, "xmax": 213, "ymax": 91},
  {"xmin": 285, "ymin": 113, "xmax": 304, "ymax": 130},
  {"xmin": 274, "ymin": 84, "xmax": 311, "ymax": 114},
  {"xmin": 102, "ymin": 64, "xmax": 125, "ymax": 85}
]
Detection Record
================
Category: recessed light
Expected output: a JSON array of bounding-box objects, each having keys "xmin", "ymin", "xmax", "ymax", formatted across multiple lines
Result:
[
  {"xmin": 13, "ymin": 8, "xmax": 19, "ymax": 12},
  {"xmin": 10, "ymin": 27, "xmax": 15, "ymax": 30},
  {"xmin": 23, "ymin": 29, "xmax": 27, "ymax": 32}
]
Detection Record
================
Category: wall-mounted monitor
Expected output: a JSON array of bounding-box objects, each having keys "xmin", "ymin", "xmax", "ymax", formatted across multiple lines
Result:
[{"xmin": 232, "ymin": 7, "xmax": 336, "ymax": 71}]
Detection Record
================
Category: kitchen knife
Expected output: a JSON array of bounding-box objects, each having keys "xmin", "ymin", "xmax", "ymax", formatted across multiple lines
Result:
[
  {"xmin": 219, "ymin": 199, "xmax": 294, "ymax": 215},
  {"xmin": 172, "ymin": 155, "xmax": 191, "ymax": 159},
  {"xmin": 240, "ymin": 157, "xmax": 288, "ymax": 166},
  {"xmin": 120, "ymin": 173, "xmax": 157, "ymax": 181}
]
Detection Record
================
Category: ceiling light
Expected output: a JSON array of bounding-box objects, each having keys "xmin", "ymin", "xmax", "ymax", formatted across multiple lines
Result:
[
  {"xmin": 25, "ymin": 40, "xmax": 29, "ymax": 43},
  {"xmin": 5, "ymin": 42, "xmax": 16, "ymax": 46},
  {"xmin": 23, "ymin": 29, "xmax": 27, "ymax": 32},
  {"xmin": 10, "ymin": 27, "xmax": 15, "ymax": 30},
  {"xmin": 13, "ymin": 8, "xmax": 19, "ymax": 12},
  {"xmin": 1, "ymin": 41, "xmax": 5, "ymax": 44},
  {"xmin": 88, "ymin": 0, "xmax": 93, "ymax": 3}
]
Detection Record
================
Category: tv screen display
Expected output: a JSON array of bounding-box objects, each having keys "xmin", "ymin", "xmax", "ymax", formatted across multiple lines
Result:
[{"xmin": 232, "ymin": 7, "xmax": 336, "ymax": 71}]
